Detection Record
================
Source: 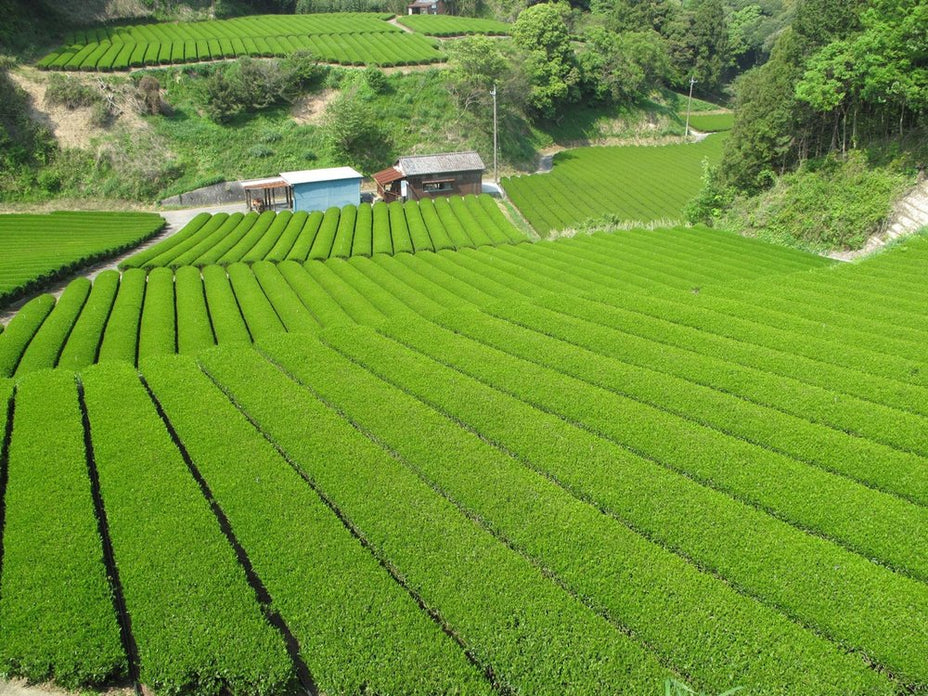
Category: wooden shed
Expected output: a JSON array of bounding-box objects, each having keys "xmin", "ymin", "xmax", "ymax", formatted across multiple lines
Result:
[
  {"xmin": 407, "ymin": 0, "xmax": 446, "ymax": 14},
  {"xmin": 373, "ymin": 151, "xmax": 485, "ymax": 202},
  {"xmin": 281, "ymin": 167, "xmax": 363, "ymax": 213}
]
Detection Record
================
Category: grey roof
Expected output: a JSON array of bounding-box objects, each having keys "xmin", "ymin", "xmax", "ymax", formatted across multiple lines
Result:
[
  {"xmin": 280, "ymin": 167, "xmax": 363, "ymax": 185},
  {"xmin": 398, "ymin": 151, "xmax": 485, "ymax": 176}
]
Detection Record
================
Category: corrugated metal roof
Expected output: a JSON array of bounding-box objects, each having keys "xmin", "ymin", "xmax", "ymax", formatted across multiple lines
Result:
[
  {"xmin": 372, "ymin": 167, "xmax": 404, "ymax": 185},
  {"xmin": 398, "ymin": 151, "xmax": 485, "ymax": 176},
  {"xmin": 280, "ymin": 167, "xmax": 363, "ymax": 186},
  {"xmin": 241, "ymin": 176, "xmax": 288, "ymax": 189}
]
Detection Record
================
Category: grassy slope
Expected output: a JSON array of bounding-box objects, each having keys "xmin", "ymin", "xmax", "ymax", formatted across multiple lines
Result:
[{"xmin": 3, "ymin": 52, "xmax": 712, "ymax": 205}]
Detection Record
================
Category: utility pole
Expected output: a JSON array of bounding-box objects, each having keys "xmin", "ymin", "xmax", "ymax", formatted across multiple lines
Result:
[
  {"xmin": 684, "ymin": 76, "xmax": 696, "ymax": 139},
  {"xmin": 491, "ymin": 82, "xmax": 499, "ymax": 186}
]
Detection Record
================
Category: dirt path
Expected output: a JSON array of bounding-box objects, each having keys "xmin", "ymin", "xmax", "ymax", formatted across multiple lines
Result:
[
  {"xmin": 388, "ymin": 16, "xmax": 415, "ymax": 32},
  {"xmin": 0, "ymin": 679, "xmax": 132, "ymax": 696}
]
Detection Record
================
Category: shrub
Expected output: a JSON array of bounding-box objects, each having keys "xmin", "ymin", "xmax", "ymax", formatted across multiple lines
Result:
[
  {"xmin": 137, "ymin": 75, "xmax": 163, "ymax": 115},
  {"xmin": 44, "ymin": 74, "xmax": 100, "ymax": 109}
]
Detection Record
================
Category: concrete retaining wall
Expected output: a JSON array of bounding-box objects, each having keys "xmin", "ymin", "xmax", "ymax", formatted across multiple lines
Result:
[{"xmin": 160, "ymin": 181, "xmax": 245, "ymax": 208}]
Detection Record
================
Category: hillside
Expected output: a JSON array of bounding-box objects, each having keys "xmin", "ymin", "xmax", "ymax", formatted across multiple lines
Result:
[{"xmin": 1, "ymin": 59, "xmax": 698, "ymax": 206}]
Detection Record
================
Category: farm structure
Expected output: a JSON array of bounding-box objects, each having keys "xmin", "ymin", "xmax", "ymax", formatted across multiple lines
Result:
[
  {"xmin": 242, "ymin": 168, "xmax": 363, "ymax": 213},
  {"xmin": 407, "ymin": 0, "xmax": 446, "ymax": 14},
  {"xmin": 283, "ymin": 167, "xmax": 363, "ymax": 212},
  {"xmin": 241, "ymin": 176, "xmax": 292, "ymax": 212},
  {"xmin": 374, "ymin": 151, "xmax": 484, "ymax": 202}
]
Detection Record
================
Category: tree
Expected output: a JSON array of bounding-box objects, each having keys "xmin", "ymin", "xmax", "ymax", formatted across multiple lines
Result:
[
  {"xmin": 323, "ymin": 87, "xmax": 391, "ymax": 173},
  {"xmin": 578, "ymin": 28, "xmax": 669, "ymax": 103},
  {"xmin": 512, "ymin": 2, "xmax": 580, "ymax": 119},
  {"xmin": 690, "ymin": 0, "xmax": 729, "ymax": 94},
  {"xmin": 719, "ymin": 29, "xmax": 806, "ymax": 191},
  {"xmin": 792, "ymin": 0, "xmax": 863, "ymax": 48},
  {"xmin": 587, "ymin": 0, "xmax": 680, "ymax": 33},
  {"xmin": 446, "ymin": 36, "xmax": 510, "ymax": 113},
  {"xmin": 796, "ymin": 0, "xmax": 928, "ymax": 145}
]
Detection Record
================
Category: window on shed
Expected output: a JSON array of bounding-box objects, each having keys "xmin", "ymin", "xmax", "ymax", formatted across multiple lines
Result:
[{"xmin": 423, "ymin": 179, "xmax": 453, "ymax": 192}]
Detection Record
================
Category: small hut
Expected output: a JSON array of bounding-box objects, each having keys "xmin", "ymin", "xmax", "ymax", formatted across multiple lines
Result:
[
  {"xmin": 407, "ymin": 0, "xmax": 445, "ymax": 14},
  {"xmin": 280, "ymin": 167, "xmax": 363, "ymax": 213},
  {"xmin": 373, "ymin": 151, "xmax": 485, "ymax": 202},
  {"xmin": 241, "ymin": 176, "xmax": 292, "ymax": 212}
]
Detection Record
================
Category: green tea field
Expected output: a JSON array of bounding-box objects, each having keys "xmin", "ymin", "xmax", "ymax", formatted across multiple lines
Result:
[
  {"xmin": 504, "ymin": 135, "xmax": 727, "ymax": 235},
  {"xmin": 397, "ymin": 15, "xmax": 511, "ymax": 36},
  {"xmin": 0, "ymin": 221, "xmax": 926, "ymax": 696},
  {"xmin": 686, "ymin": 112, "xmax": 735, "ymax": 132},
  {"xmin": 37, "ymin": 13, "xmax": 444, "ymax": 70},
  {"xmin": 119, "ymin": 195, "xmax": 525, "ymax": 269},
  {"xmin": 0, "ymin": 212, "xmax": 164, "ymax": 307}
]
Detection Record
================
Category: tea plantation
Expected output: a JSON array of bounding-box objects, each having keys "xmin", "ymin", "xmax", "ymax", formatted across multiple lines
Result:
[
  {"xmin": 0, "ymin": 219, "xmax": 925, "ymax": 696},
  {"xmin": 37, "ymin": 13, "xmax": 444, "ymax": 70},
  {"xmin": 0, "ymin": 212, "xmax": 164, "ymax": 307},
  {"xmin": 504, "ymin": 135, "xmax": 727, "ymax": 235}
]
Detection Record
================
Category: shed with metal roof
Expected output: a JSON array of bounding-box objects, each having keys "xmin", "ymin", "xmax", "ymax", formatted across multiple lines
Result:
[
  {"xmin": 373, "ymin": 152, "xmax": 485, "ymax": 202},
  {"xmin": 280, "ymin": 166, "xmax": 363, "ymax": 213}
]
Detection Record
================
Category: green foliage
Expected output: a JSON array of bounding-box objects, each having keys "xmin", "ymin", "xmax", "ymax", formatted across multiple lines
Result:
[
  {"xmin": 795, "ymin": 0, "xmax": 928, "ymax": 137},
  {"xmin": 725, "ymin": 151, "xmax": 911, "ymax": 251},
  {"xmin": 295, "ymin": 0, "xmax": 392, "ymax": 11},
  {"xmin": 322, "ymin": 85, "xmax": 391, "ymax": 172},
  {"xmin": 0, "ymin": 60, "xmax": 56, "ymax": 189},
  {"xmin": 96, "ymin": 268, "xmax": 147, "ymax": 364},
  {"xmin": 398, "ymin": 14, "xmax": 512, "ymax": 36},
  {"xmin": 203, "ymin": 53, "xmax": 323, "ymax": 123},
  {"xmin": 0, "ymin": 212, "xmax": 164, "ymax": 307},
  {"xmin": 665, "ymin": 678, "xmax": 743, "ymax": 696},
  {"xmin": 0, "ymin": 370, "xmax": 126, "ymax": 689},
  {"xmin": 143, "ymin": 353, "xmax": 491, "ymax": 695},
  {"xmin": 14, "ymin": 277, "xmax": 91, "ymax": 374},
  {"xmin": 512, "ymin": 2, "xmax": 580, "ymax": 118},
  {"xmin": 504, "ymin": 134, "xmax": 727, "ymax": 236},
  {"xmin": 718, "ymin": 31, "xmax": 805, "ymax": 191},
  {"xmin": 684, "ymin": 160, "xmax": 734, "ymax": 225},
  {"xmin": 124, "ymin": 195, "xmax": 523, "ymax": 270},
  {"xmin": 57, "ymin": 270, "xmax": 120, "ymax": 370},
  {"xmin": 720, "ymin": 0, "xmax": 926, "ymax": 198},
  {"xmin": 578, "ymin": 28, "xmax": 670, "ymax": 103},
  {"xmin": 686, "ymin": 112, "xmax": 734, "ymax": 132},
  {"xmin": 38, "ymin": 13, "xmax": 441, "ymax": 71},
  {"xmin": 6, "ymin": 224, "xmax": 928, "ymax": 693},
  {"xmin": 0, "ymin": 294, "xmax": 55, "ymax": 377},
  {"xmin": 363, "ymin": 65, "xmax": 388, "ymax": 94},
  {"xmin": 81, "ymin": 362, "xmax": 295, "ymax": 695}
]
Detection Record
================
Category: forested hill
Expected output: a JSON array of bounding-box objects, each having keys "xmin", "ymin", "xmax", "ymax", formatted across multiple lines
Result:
[
  {"xmin": 685, "ymin": 0, "xmax": 927, "ymax": 252},
  {"xmin": 720, "ymin": 0, "xmax": 927, "ymax": 192}
]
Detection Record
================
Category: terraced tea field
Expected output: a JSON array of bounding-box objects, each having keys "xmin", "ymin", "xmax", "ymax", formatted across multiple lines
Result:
[
  {"xmin": 686, "ymin": 112, "xmax": 734, "ymax": 132},
  {"xmin": 397, "ymin": 15, "xmax": 511, "ymax": 36},
  {"xmin": 120, "ymin": 195, "xmax": 525, "ymax": 269},
  {"xmin": 37, "ymin": 13, "xmax": 443, "ymax": 70},
  {"xmin": 0, "ymin": 212, "xmax": 164, "ymax": 307},
  {"xmin": 504, "ymin": 135, "xmax": 727, "ymax": 235},
  {"xmin": 0, "ymin": 222, "xmax": 926, "ymax": 696}
]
